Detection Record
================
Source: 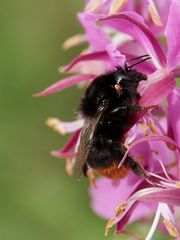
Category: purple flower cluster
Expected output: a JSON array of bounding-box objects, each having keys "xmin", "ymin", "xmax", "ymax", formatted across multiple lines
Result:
[{"xmin": 35, "ymin": 0, "xmax": 180, "ymax": 239}]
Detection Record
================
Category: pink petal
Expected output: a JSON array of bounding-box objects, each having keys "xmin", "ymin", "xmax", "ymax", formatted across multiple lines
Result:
[
  {"xmin": 115, "ymin": 187, "xmax": 180, "ymax": 233},
  {"xmin": 51, "ymin": 130, "xmax": 81, "ymax": 159},
  {"xmin": 64, "ymin": 51, "xmax": 109, "ymax": 72},
  {"xmin": 78, "ymin": 13, "xmax": 110, "ymax": 51},
  {"xmin": 168, "ymin": 88, "xmax": 180, "ymax": 146},
  {"xmin": 116, "ymin": 201, "xmax": 155, "ymax": 232},
  {"xmin": 89, "ymin": 175, "xmax": 142, "ymax": 219},
  {"xmin": 106, "ymin": 43, "xmax": 126, "ymax": 67},
  {"xmin": 47, "ymin": 118, "xmax": 83, "ymax": 135},
  {"xmin": 118, "ymin": 135, "xmax": 180, "ymax": 169},
  {"xmin": 33, "ymin": 74, "xmax": 95, "ymax": 97},
  {"xmin": 99, "ymin": 11, "xmax": 166, "ymax": 68},
  {"xmin": 118, "ymin": 41, "xmax": 156, "ymax": 74},
  {"xmin": 165, "ymin": 0, "xmax": 180, "ymax": 70},
  {"xmin": 61, "ymin": 130, "xmax": 81, "ymax": 153},
  {"xmin": 168, "ymin": 88, "xmax": 180, "ymax": 177},
  {"xmin": 51, "ymin": 150, "xmax": 76, "ymax": 159},
  {"xmin": 140, "ymin": 188, "xmax": 180, "ymax": 206}
]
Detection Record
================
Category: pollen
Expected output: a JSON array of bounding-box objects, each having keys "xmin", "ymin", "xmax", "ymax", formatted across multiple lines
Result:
[
  {"xmin": 46, "ymin": 118, "xmax": 65, "ymax": 135},
  {"xmin": 105, "ymin": 218, "xmax": 116, "ymax": 236},
  {"xmin": 167, "ymin": 143, "xmax": 176, "ymax": 151},
  {"xmin": 148, "ymin": 0, "xmax": 163, "ymax": 26},
  {"xmin": 146, "ymin": 118, "xmax": 158, "ymax": 135},
  {"xmin": 85, "ymin": 0, "xmax": 102, "ymax": 12},
  {"xmin": 65, "ymin": 158, "xmax": 73, "ymax": 176},
  {"xmin": 163, "ymin": 219, "xmax": 180, "ymax": 238},
  {"xmin": 62, "ymin": 33, "xmax": 86, "ymax": 50},
  {"xmin": 109, "ymin": 0, "xmax": 128, "ymax": 14},
  {"xmin": 139, "ymin": 121, "xmax": 148, "ymax": 136},
  {"xmin": 115, "ymin": 201, "xmax": 128, "ymax": 217}
]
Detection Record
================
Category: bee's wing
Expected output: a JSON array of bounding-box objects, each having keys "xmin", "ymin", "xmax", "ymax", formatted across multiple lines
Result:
[{"xmin": 76, "ymin": 106, "xmax": 106, "ymax": 179}]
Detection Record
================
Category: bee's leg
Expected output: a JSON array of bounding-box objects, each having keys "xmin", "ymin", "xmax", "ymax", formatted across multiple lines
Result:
[
  {"xmin": 124, "ymin": 156, "xmax": 146, "ymax": 177},
  {"xmin": 127, "ymin": 105, "xmax": 158, "ymax": 112},
  {"xmin": 124, "ymin": 155, "xmax": 163, "ymax": 187},
  {"xmin": 83, "ymin": 164, "xmax": 97, "ymax": 188},
  {"xmin": 109, "ymin": 106, "xmax": 128, "ymax": 116},
  {"xmin": 110, "ymin": 105, "xmax": 157, "ymax": 116},
  {"xmin": 82, "ymin": 163, "xmax": 88, "ymax": 176}
]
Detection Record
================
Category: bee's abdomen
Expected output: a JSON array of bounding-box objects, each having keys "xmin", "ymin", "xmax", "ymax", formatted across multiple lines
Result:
[
  {"xmin": 94, "ymin": 163, "xmax": 129, "ymax": 179},
  {"xmin": 87, "ymin": 138, "xmax": 146, "ymax": 179}
]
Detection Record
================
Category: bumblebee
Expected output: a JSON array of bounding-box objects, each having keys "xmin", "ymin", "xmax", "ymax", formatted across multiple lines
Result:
[{"xmin": 77, "ymin": 55, "xmax": 154, "ymax": 181}]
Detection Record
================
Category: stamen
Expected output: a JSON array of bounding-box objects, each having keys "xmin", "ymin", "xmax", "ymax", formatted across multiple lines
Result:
[
  {"xmin": 163, "ymin": 220, "xmax": 180, "ymax": 238},
  {"xmin": 145, "ymin": 204, "xmax": 161, "ymax": 240},
  {"xmin": 109, "ymin": 0, "xmax": 128, "ymax": 14},
  {"xmin": 148, "ymin": 0, "xmax": 163, "ymax": 27},
  {"xmin": 105, "ymin": 218, "xmax": 116, "ymax": 236},
  {"xmin": 167, "ymin": 143, "xmax": 176, "ymax": 151},
  {"xmin": 62, "ymin": 34, "xmax": 86, "ymax": 50},
  {"xmin": 166, "ymin": 160, "xmax": 178, "ymax": 170},
  {"xmin": 152, "ymin": 150, "xmax": 173, "ymax": 181},
  {"xmin": 148, "ymin": 171, "xmax": 174, "ymax": 184},
  {"xmin": 118, "ymin": 135, "xmax": 180, "ymax": 169},
  {"xmin": 159, "ymin": 181, "xmax": 179, "ymax": 188},
  {"xmin": 46, "ymin": 118, "xmax": 66, "ymax": 135},
  {"xmin": 146, "ymin": 118, "xmax": 158, "ymax": 135},
  {"xmin": 46, "ymin": 118, "xmax": 83, "ymax": 135},
  {"xmin": 65, "ymin": 158, "xmax": 73, "ymax": 176},
  {"xmin": 139, "ymin": 121, "xmax": 148, "ymax": 136},
  {"xmin": 85, "ymin": 0, "xmax": 102, "ymax": 12},
  {"xmin": 115, "ymin": 201, "xmax": 128, "ymax": 217}
]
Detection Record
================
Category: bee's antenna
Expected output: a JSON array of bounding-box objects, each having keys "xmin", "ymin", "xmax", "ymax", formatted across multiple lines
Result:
[
  {"xmin": 124, "ymin": 54, "xmax": 151, "ymax": 71},
  {"xmin": 126, "ymin": 56, "xmax": 151, "ymax": 69},
  {"xmin": 125, "ymin": 54, "xmax": 150, "ymax": 63}
]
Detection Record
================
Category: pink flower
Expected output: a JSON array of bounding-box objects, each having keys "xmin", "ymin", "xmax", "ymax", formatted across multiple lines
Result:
[
  {"xmin": 90, "ymin": 93, "xmax": 180, "ymax": 238},
  {"xmin": 34, "ymin": 1, "xmax": 180, "ymax": 239}
]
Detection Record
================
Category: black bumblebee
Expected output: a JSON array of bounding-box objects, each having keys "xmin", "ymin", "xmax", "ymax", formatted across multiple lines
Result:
[{"xmin": 77, "ymin": 55, "xmax": 155, "ymax": 180}]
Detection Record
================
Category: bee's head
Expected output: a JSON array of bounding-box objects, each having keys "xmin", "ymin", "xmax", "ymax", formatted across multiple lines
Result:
[{"xmin": 113, "ymin": 68, "xmax": 147, "ymax": 95}]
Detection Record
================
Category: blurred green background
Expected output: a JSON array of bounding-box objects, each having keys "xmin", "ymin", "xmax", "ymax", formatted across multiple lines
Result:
[{"xmin": 0, "ymin": 0, "xmax": 171, "ymax": 239}]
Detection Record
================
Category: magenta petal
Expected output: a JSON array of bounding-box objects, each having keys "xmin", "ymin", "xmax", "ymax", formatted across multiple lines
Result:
[
  {"xmin": 78, "ymin": 13, "xmax": 110, "ymax": 51},
  {"xmin": 165, "ymin": 0, "xmax": 180, "ymax": 70},
  {"xmin": 51, "ymin": 130, "xmax": 80, "ymax": 158},
  {"xmin": 106, "ymin": 44, "xmax": 125, "ymax": 67},
  {"xmin": 168, "ymin": 88, "xmax": 180, "ymax": 177},
  {"xmin": 123, "ymin": 71, "xmax": 176, "ymax": 137},
  {"xmin": 64, "ymin": 51, "xmax": 109, "ymax": 72},
  {"xmin": 168, "ymin": 88, "xmax": 180, "ymax": 147},
  {"xmin": 116, "ymin": 202, "xmax": 155, "ymax": 232},
  {"xmin": 99, "ymin": 12, "xmax": 166, "ymax": 67},
  {"xmin": 139, "ymin": 188, "xmax": 180, "ymax": 206},
  {"xmin": 89, "ymin": 175, "xmax": 142, "ymax": 219},
  {"xmin": 61, "ymin": 130, "xmax": 81, "ymax": 153},
  {"xmin": 55, "ymin": 119, "xmax": 84, "ymax": 134},
  {"xmin": 118, "ymin": 135, "xmax": 180, "ymax": 169},
  {"xmin": 51, "ymin": 150, "xmax": 76, "ymax": 159},
  {"xmin": 139, "ymin": 71, "xmax": 176, "ymax": 106},
  {"xmin": 33, "ymin": 74, "xmax": 95, "ymax": 97}
]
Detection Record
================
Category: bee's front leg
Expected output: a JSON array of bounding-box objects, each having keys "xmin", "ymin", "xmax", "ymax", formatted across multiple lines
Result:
[{"xmin": 127, "ymin": 105, "xmax": 158, "ymax": 112}]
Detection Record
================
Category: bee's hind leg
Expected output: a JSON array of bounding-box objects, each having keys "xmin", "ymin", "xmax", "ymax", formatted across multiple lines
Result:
[
  {"xmin": 124, "ymin": 156, "xmax": 163, "ymax": 187},
  {"xmin": 83, "ymin": 164, "xmax": 97, "ymax": 188}
]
